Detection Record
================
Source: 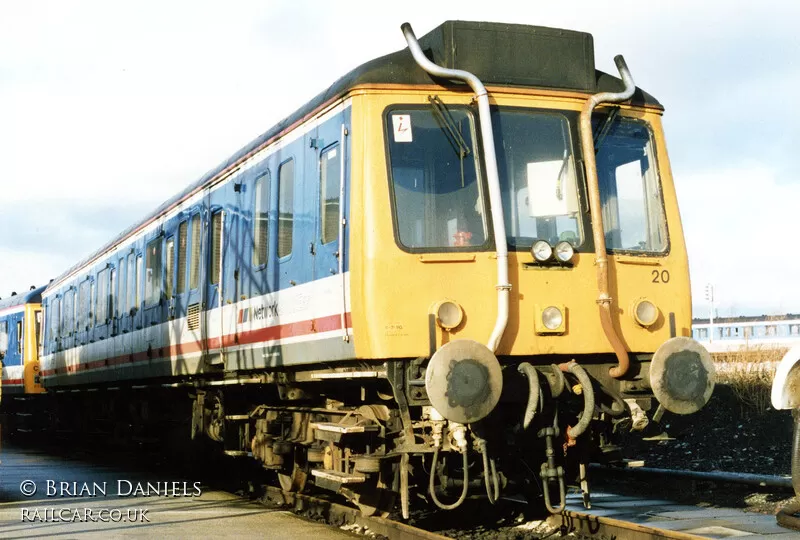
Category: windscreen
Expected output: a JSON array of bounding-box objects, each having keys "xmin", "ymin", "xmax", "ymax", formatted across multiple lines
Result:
[{"xmin": 386, "ymin": 105, "xmax": 487, "ymax": 250}]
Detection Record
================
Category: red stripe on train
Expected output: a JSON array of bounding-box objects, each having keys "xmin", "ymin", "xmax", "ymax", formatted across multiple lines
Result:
[{"xmin": 41, "ymin": 312, "xmax": 352, "ymax": 377}]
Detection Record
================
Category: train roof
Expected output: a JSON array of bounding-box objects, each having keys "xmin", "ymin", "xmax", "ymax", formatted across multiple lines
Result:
[
  {"xmin": 47, "ymin": 20, "xmax": 661, "ymax": 291},
  {"xmin": 0, "ymin": 285, "xmax": 45, "ymax": 312}
]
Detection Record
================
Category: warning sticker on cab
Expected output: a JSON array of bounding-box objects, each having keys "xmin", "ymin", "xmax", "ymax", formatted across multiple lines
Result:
[{"xmin": 392, "ymin": 114, "xmax": 413, "ymax": 142}]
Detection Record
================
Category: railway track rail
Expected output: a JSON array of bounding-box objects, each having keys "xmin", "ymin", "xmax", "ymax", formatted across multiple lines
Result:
[{"xmin": 261, "ymin": 485, "xmax": 450, "ymax": 540}]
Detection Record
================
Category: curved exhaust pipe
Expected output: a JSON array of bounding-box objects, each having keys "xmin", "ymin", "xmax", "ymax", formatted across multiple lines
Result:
[
  {"xmin": 578, "ymin": 56, "xmax": 636, "ymax": 378},
  {"xmin": 401, "ymin": 23, "xmax": 510, "ymax": 353}
]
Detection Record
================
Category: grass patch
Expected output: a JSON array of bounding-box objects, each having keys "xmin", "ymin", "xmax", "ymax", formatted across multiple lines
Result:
[{"xmin": 713, "ymin": 346, "xmax": 787, "ymax": 415}]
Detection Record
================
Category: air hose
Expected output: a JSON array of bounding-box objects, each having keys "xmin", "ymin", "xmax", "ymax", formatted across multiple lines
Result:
[
  {"xmin": 777, "ymin": 410, "xmax": 800, "ymax": 530},
  {"xmin": 479, "ymin": 439, "xmax": 500, "ymax": 504},
  {"xmin": 518, "ymin": 362, "xmax": 541, "ymax": 429},
  {"xmin": 429, "ymin": 448, "xmax": 469, "ymax": 510},
  {"xmin": 562, "ymin": 361, "xmax": 595, "ymax": 440}
]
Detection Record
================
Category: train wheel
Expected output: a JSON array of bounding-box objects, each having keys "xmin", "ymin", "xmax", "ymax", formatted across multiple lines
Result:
[
  {"xmin": 277, "ymin": 447, "xmax": 308, "ymax": 492},
  {"xmin": 350, "ymin": 460, "xmax": 394, "ymax": 517}
]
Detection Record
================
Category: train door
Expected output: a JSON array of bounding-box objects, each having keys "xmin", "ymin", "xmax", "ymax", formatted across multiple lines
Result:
[
  {"xmin": 76, "ymin": 277, "xmax": 92, "ymax": 347},
  {"xmin": 93, "ymin": 266, "xmax": 111, "ymax": 343},
  {"xmin": 171, "ymin": 218, "xmax": 190, "ymax": 358},
  {"xmin": 205, "ymin": 191, "xmax": 225, "ymax": 363},
  {"xmin": 118, "ymin": 251, "xmax": 135, "ymax": 360},
  {"xmin": 141, "ymin": 235, "xmax": 165, "ymax": 329},
  {"xmin": 313, "ymin": 117, "xmax": 348, "ymax": 284},
  {"xmin": 183, "ymin": 211, "xmax": 205, "ymax": 361}
]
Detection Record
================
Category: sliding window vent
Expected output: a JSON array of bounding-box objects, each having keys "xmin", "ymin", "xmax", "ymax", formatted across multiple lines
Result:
[{"xmin": 187, "ymin": 303, "xmax": 201, "ymax": 331}]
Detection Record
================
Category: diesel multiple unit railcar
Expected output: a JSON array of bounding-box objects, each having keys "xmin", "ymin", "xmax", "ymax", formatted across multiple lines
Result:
[
  {"xmin": 25, "ymin": 21, "xmax": 714, "ymax": 516},
  {"xmin": 0, "ymin": 287, "xmax": 46, "ymax": 397}
]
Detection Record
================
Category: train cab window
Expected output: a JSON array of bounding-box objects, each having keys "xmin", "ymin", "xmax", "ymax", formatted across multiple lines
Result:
[
  {"xmin": 189, "ymin": 215, "xmax": 201, "ymax": 290},
  {"xmin": 210, "ymin": 211, "xmax": 222, "ymax": 285},
  {"xmin": 320, "ymin": 145, "xmax": 340, "ymax": 244},
  {"xmin": 145, "ymin": 238, "xmax": 163, "ymax": 306},
  {"xmin": 177, "ymin": 221, "xmax": 187, "ymax": 294},
  {"xmin": 278, "ymin": 160, "xmax": 294, "ymax": 258},
  {"xmin": 385, "ymin": 106, "xmax": 487, "ymax": 250},
  {"xmin": 253, "ymin": 172, "xmax": 270, "ymax": 267},
  {"xmin": 17, "ymin": 320, "xmax": 23, "ymax": 355},
  {"xmin": 594, "ymin": 114, "xmax": 667, "ymax": 253},
  {"xmin": 491, "ymin": 109, "xmax": 583, "ymax": 248},
  {"xmin": 0, "ymin": 321, "xmax": 7, "ymax": 356},
  {"xmin": 35, "ymin": 310, "xmax": 42, "ymax": 350},
  {"xmin": 165, "ymin": 237, "xmax": 175, "ymax": 298}
]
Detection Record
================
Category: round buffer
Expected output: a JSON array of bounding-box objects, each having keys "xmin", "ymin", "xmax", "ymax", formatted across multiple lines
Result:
[
  {"xmin": 650, "ymin": 337, "xmax": 715, "ymax": 415},
  {"xmin": 425, "ymin": 339, "xmax": 503, "ymax": 424}
]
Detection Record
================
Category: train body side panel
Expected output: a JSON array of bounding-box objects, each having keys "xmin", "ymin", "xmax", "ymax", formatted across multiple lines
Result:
[
  {"xmin": 40, "ymin": 103, "xmax": 354, "ymax": 388},
  {"xmin": 0, "ymin": 307, "xmax": 25, "ymax": 394}
]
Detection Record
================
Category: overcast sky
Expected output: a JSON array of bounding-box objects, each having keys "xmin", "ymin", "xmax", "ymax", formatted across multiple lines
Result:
[{"xmin": 1, "ymin": 0, "xmax": 798, "ymax": 316}]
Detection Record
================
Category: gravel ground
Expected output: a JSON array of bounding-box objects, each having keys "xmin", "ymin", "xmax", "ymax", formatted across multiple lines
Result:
[
  {"xmin": 628, "ymin": 384, "xmax": 793, "ymax": 475},
  {"xmin": 612, "ymin": 383, "xmax": 798, "ymax": 516}
]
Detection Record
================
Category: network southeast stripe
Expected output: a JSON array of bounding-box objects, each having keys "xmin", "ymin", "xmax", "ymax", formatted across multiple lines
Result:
[{"xmin": 40, "ymin": 273, "xmax": 353, "ymax": 387}]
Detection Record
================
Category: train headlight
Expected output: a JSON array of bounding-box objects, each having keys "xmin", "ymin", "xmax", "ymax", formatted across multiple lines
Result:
[
  {"xmin": 554, "ymin": 241, "xmax": 575, "ymax": 263},
  {"xmin": 542, "ymin": 306, "xmax": 563, "ymax": 330},
  {"xmin": 535, "ymin": 304, "xmax": 566, "ymax": 334},
  {"xmin": 434, "ymin": 300, "xmax": 464, "ymax": 330},
  {"xmin": 633, "ymin": 299, "xmax": 659, "ymax": 327},
  {"xmin": 532, "ymin": 240, "xmax": 553, "ymax": 262}
]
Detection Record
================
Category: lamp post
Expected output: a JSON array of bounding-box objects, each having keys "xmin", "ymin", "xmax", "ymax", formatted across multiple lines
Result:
[{"xmin": 704, "ymin": 283, "xmax": 715, "ymax": 343}]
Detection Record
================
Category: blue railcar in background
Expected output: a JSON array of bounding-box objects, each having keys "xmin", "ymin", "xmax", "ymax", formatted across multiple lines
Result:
[{"xmin": 0, "ymin": 286, "xmax": 46, "ymax": 397}]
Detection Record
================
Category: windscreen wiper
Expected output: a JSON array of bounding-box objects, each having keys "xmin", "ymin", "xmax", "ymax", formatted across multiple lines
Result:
[
  {"xmin": 592, "ymin": 106, "xmax": 620, "ymax": 152},
  {"xmin": 428, "ymin": 95, "xmax": 471, "ymax": 158}
]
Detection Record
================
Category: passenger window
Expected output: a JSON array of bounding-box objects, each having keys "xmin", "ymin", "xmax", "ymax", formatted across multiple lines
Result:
[
  {"xmin": 0, "ymin": 320, "xmax": 7, "ymax": 355},
  {"xmin": 136, "ymin": 255, "xmax": 143, "ymax": 309},
  {"xmin": 62, "ymin": 290, "xmax": 73, "ymax": 335},
  {"xmin": 165, "ymin": 237, "xmax": 175, "ymax": 298},
  {"xmin": 51, "ymin": 298, "xmax": 60, "ymax": 339},
  {"xmin": 110, "ymin": 268, "xmax": 116, "ymax": 320},
  {"xmin": 278, "ymin": 159, "xmax": 294, "ymax": 258},
  {"xmin": 96, "ymin": 268, "xmax": 108, "ymax": 324},
  {"xmin": 118, "ymin": 258, "xmax": 126, "ymax": 316},
  {"xmin": 127, "ymin": 254, "xmax": 135, "ymax": 313},
  {"xmin": 190, "ymin": 215, "xmax": 201, "ymax": 290},
  {"xmin": 210, "ymin": 212, "xmax": 222, "ymax": 285},
  {"xmin": 78, "ymin": 279, "xmax": 90, "ymax": 330},
  {"xmin": 320, "ymin": 145, "xmax": 340, "ymax": 244},
  {"xmin": 253, "ymin": 172, "xmax": 270, "ymax": 267},
  {"xmin": 177, "ymin": 221, "xmax": 187, "ymax": 294},
  {"xmin": 145, "ymin": 238, "xmax": 163, "ymax": 307},
  {"xmin": 90, "ymin": 281, "xmax": 95, "ymax": 326}
]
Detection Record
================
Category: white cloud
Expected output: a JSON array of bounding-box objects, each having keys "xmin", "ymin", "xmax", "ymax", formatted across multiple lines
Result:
[{"xmin": 678, "ymin": 164, "xmax": 800, "ymax": 315}]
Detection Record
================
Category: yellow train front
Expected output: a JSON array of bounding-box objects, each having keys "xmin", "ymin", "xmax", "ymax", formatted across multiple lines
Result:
[
  {"xmin": 344, "ymin": 20, "xmax": 714, "ymax": 514},
  {"xmin": 31, "ymin": 20, "xmax": 714, "ymax": 517}
]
